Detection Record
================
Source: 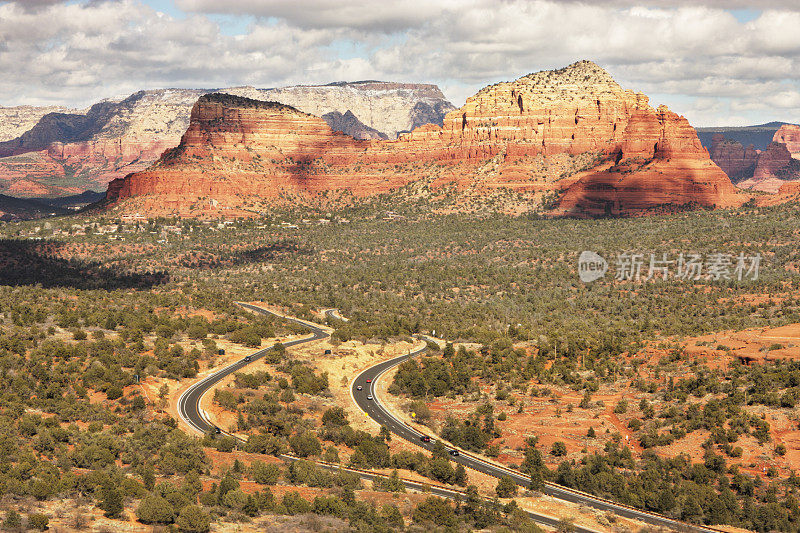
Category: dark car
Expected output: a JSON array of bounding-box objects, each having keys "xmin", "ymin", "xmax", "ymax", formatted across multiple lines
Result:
[
  {"xmin": 214, "ymin": 427, "xmax": 222, "ymax": 434},
  {"xmin": 244, "ymin": 355, "xmax": 252, "ymax": 362},
  {"xmin": 420, "ymin": 435, "xmax": 431, "ymax": 443},
  {"xmin": 449, "ymin": 449, "xmax": 460, "ymax": 457}
]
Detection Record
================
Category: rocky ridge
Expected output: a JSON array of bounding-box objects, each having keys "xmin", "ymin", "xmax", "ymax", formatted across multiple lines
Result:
[
  {"xmin": 0, "ymin": 104, "xmax": 79, "ymax": 142},
  {"xmin": 321, "ymin": 110, "xmax": 387, "ymax": 140},
  {"xmin": 0, "ymin": 83, "xmax": 455, "ymax": 197},
  {"xmin": 222, "ymin": 82, "xmax": 455, "ymax": 139},
  {"xmin": 107, "ymin": 61, "xmax": 744, "ymax": 217},
  {"xmin": 710, "ymin": 126, "xmax": 800, "ymax": 193}
]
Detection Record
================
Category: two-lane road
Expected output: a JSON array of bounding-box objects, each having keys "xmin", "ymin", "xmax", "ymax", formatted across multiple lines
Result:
[
  {"xmin": 177, "ymin": 303, "xmax": 329, "ymax": 435},
  {"xmin": 352, "ymin": 338, "xmax": 719, "ymax": 533},
  {"xmin": 178, "ymin": 303, "xmax": 716, "ymax": 532}
]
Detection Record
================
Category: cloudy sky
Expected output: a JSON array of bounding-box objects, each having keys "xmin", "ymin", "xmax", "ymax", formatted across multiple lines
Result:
[{"xmin": 2, "ymin": 0, "xmax": 800, "ymax": 126}]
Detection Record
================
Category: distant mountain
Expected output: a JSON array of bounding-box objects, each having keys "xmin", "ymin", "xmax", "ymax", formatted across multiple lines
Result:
[
  {"xmin": 0, "ymin": 89, "xmax": 208, "ymax": 197},
  {"xmin": 106, "ymin": 61, "xmax": 743, "ymax": 218},
  {"xmin": 0, "ymin": 83, "xmax": 456, "ymax": 198},
  {"xmin": 321, "ymin": 110, "xmax": 387, "ymax": 140},
  {"xmin": 221, "ymin": 82, "xmax": 456, "ymax": 139},
  {"xmin": 0, "ymin": 194, "xmax": 68, "ymax": 221},
  {"xmin": 0, "ymin": 104, "xmax": 79, "ymax": 142},
  {"xmin": 697, "ymin": 122, "xmax": 791, "ymax": 151}
]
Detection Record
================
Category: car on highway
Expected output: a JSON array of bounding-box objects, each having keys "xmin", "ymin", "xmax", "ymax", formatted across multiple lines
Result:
[
  {"xmin": 366, "ymin": 379, "xmax": 372, "ymax": 383},
  {"xmin": 420, "ymin": 435, "xmax": 431, "ymax": 443},
  {"xmin": 356, "ymin": 385, "xmax": 363, "ymax": 391},
  {"xmin": 366, "ymin": 395, "xmax": 373, "ymax": 400},
  {"xmin": 449, "ymin": 449, "xmax": 460, "ymax": 456},
  {"xmin": 244, "ymin": 355, "xmax": 251, "ymax": 362}
]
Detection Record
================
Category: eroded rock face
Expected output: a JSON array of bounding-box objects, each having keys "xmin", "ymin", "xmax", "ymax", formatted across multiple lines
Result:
[
  {"xmin": 1, "ymin": 83, "xmax": 455, "ymax": 197},
  {"xmin": 107, "ymin": 61, "xmax": 742, "ymax": 217},
  {"xmin": 709, "ymin": 134, "xmax": 758, "ymax": 182},
  {"xmin": 223, "ymin": 82, "xmax": 456, "ymax": 139},
  {"xmin": 556, "ymin": 106, "xmax": 742, "ymax": 216},
  {"xmin": 774, "ymin": 124, "xmax": 800, "ymax": 157}
]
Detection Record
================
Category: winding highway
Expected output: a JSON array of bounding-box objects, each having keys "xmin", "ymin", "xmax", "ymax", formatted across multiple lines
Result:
[
  {"xmin": 177, "ymin": 303, "xmax": 328, "ymax": 435},
  {"xmin": 178, "ymin": 303, "xmax": 718, "ymax": 533},
  {"xmin": 352, "ymin": 343, "xmax": 719, "ymax": 532}
]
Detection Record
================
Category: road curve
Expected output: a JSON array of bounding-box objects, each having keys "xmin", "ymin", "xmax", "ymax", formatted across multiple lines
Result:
[
  {"xmin": 177, "ymin": 303, "xmax": 329, "ymax": 436},
  {"xmin": 176, "ymin": 304, "xmax": 600, "ymax": 531},
  {"xmin": 177, "ymin": 303, "xmax": 712, "ymax": 532},
  {"xmin": 323, "ymin": 308, "xmax": 349, "ymax": 322},
  {"xmin": 353, "ymin": 339, "xmax": 721, "ymax": 533}
]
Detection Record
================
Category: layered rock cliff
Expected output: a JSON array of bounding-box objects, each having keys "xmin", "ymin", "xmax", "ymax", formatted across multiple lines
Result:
[
  {"xmin": 107, "ymin": 61, "xmax": 743, "ymax": 217},
  {"xmin": 556, "ymin": 106, "xmax": 741, "ymax": 216},
  {"xmin": 774, "ymin": 124, "xmax": 800, "ymax": 158},
  {"xmin": 107, "ymin": 94, "xmax": 369, "ymax": 207},
  {"xmin": 710, "ymin": 129, "xmax": 800, "ymax": 193},
  {"xmin": 1, "ymin": 83, "xmax": 455, "ymax": 197},
  {"xmin": 709, "ymin": 134, "xmax": 758, "ymax": 182}
]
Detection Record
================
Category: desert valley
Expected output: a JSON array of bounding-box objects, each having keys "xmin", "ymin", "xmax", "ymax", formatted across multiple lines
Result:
[{"xmin": 3, "ymin": 1, "xmax": 800, "ymax": 533}]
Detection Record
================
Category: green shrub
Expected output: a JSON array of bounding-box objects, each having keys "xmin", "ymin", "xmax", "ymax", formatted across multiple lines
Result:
[
  {"xmin": 27, "ymin": 513, "xmax": 49, "ymax": 531},
  {"xmin": 136, "ymin": 493, "xmax": 175, "ymax": 524},
  {"xmin": 175, "ymin": 505, "xmax": 211, "ymax": 533},
  {"xmin": 496, "ymin": 475, "xmax": 517, "ymax": 498}
]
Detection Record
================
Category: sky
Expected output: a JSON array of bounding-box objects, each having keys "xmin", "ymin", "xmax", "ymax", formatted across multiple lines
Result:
[{"xmin": 1, "ymin": 1, "xmax": 800, "ymax": 126}]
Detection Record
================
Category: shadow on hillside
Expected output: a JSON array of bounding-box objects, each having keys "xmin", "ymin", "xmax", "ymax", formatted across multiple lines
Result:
[
  {"xmin": 232, "ymin": 242, "xmax": 313, "ymax": 265},
  {"xmin": 178, "ymin": 240, "xmax": 313, "ymax": 269},
  {"xmin": 0, "ymin": 239, "xmax": 169, "ymax": 290}
]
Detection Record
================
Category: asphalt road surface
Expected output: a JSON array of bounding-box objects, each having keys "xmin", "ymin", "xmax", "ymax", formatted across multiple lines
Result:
[
  {"xmin": 177, "ymin": 303, "xmax": 715, "ymax": 532},
  {"xmin": 177, "ymin": 303, "xmax": 328, "ymax": 435},
  {"xmin": 352, "ymin": 340, "xmax": 719, "ymax": 533}
]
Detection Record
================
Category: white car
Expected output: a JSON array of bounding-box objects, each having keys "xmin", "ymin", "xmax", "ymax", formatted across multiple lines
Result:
[{"xmin": 366, "ymin": 395, "xmax": 373, "ymax": 400}]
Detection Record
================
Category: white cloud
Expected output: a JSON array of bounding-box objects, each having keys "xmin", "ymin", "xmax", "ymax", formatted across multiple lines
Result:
[
  {"xmin": 176, "ymin": 0, "xmax": 464, "ymax": 31},
  {"xmin": 1, "ymin": 0, "xmax": 799, "ymax": 126}
]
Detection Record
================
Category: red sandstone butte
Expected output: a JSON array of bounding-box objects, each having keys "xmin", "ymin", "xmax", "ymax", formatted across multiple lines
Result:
[
  {"xmin": 709, "ymin": 134, "xmax": 758, "ymax": 182},
  {"xmin": 737, "ymin": 142, "xmax": 800, "ymax": 193},
  {"xmin": 556, "ymin": 106, "xmax": 743, "ymax": 217},
  {"xmin": 106, "ymin": 61, "xmax": 745, "ymax": 217},
  {"xmin": 774, "ymin": 124, "xmax": 800, "ymax": 157}
]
